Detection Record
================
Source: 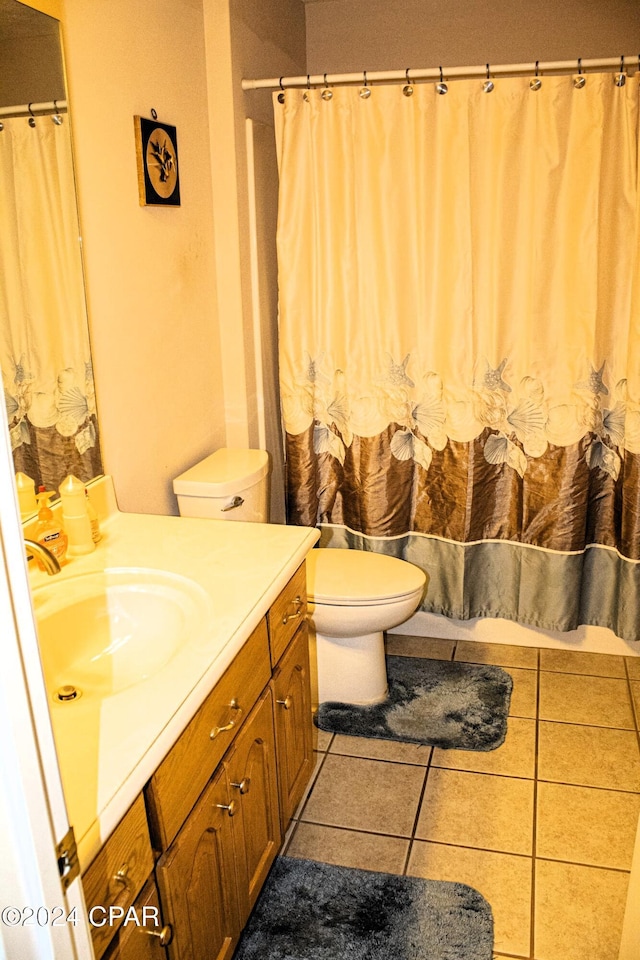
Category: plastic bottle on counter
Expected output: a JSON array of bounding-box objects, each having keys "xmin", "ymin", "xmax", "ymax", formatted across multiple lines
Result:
[
  {"xmin": 59, "ymin": 474, "xmax": 95, "ymax": 555},
  {"xmin": 33, "ymin": 487, "xmax": 68, "ymax": 566},
  {"xmin": 85, "ymin": 489, "xmax": 102, "ymax": 544},
  {"xmin": 15, "ymin": 471, "xmax": 37, "ymax": 518}
]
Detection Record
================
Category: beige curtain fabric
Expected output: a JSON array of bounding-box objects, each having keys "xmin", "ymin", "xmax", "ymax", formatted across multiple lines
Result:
[
  {"xmin": 0, "ymin": 118, "xmax": 101, "ymax": 492},
  {"xmin": 274, "ymin": 75, "xmax": 640, "ymax": 640}
]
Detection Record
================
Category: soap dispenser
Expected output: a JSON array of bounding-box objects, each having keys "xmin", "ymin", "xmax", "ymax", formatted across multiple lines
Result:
[{"xmin": 59, "ymin": 475, "xmax": 95, "ymax": 555}]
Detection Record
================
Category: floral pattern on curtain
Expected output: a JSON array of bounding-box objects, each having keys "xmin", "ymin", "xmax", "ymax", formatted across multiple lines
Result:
[
  {"xmin": 0, "ymin": 117, "xmax": 102, "ymax": 495},
  {"xmin": 273, "ymin": 74, "xmax": 640, "ymax": 642}
]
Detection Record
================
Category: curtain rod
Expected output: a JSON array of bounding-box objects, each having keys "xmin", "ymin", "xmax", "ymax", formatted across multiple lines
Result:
[
  {"xmin": 0, "ymin": 100, "xmax": 68, "ymax": 119},
  {"xmin": 241, "ymin": 55, "xmax": 638, "ymax": 91}
]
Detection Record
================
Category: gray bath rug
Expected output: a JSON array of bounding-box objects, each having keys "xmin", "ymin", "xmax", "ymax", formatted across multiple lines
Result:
[
  {"xmin": 315, "ymin": 655, "xmax": 513, "ymax": 750},
  {"xmin": 234, "ymin": 856, "xmax": 494, "ymax": 960}
]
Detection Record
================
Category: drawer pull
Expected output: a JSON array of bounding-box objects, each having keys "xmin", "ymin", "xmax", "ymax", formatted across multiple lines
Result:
[
  {"xmin": 282, "ymin": 596, "xmax": 303, "ymax": 625},
  {"xmin": 216, "ymin": 800, "xmax": 237, "ymax": 817},
  {"xmin": 231, "ymin": 777, "xmax": 251, "ymax": 795},
  {"xmin": 276, "ymin": 696, "xmax": 293, "ymax": 710},
  {"xmin": 113, "ymin": 863, "xmax": 130, "ymax": 888},
  {"xmin": 144, "ymin": 924, "xmax": 173, "ymax": 947},
  {"xmin": 210, "ymin": 699, "xmax": 241, "ymax": 740}
]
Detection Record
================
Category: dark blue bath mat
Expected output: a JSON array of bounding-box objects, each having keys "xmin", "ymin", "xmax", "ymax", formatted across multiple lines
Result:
[
  {"xmin": 315, "ymin": 655, "xmax": 513, "ymax": 751},
  {"xmin": 233, "ymin": 856, "xmax": 494, "ymax": 960}
]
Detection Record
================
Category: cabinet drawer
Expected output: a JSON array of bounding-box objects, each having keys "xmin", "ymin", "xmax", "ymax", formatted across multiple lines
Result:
[
  {"xmin": 267, "ymin": 563, "xmax": 307, "ymax": 666},
  {"xmin": 146, "ymin": 619, "xmax": 271, "ymax": 851},
  {"xmin": 83, "ymin": 795, "xmax": 154, "ymax": 960},
  {"xmin": 103, "ymin": 878, "xmax": 170, "ymax": 960}
]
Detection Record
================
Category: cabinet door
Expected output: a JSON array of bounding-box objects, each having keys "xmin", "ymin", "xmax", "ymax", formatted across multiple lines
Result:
[
  {"xmin": 103, "ymin": 878, "xmax": 171, "ymax": 960},
  {"xmin": 271, "ymin": 622, "xmax": 313, "ymax": 830},
  {"xmin": 225, "ymin": 688, "xmax": 281, "ymax": 922},
  {"xmin": 155, "ymin": 767, "xmax": 240, "ymax": 960}
]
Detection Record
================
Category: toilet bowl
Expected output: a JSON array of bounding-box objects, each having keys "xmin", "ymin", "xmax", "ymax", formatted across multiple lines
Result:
[
  {"xmin": 306, "ymin": 549, "xmax": 427, "ymax": 706},
  {"xmin": 173, "ymin": 450, "xmax": 427, "ymax": 708}
]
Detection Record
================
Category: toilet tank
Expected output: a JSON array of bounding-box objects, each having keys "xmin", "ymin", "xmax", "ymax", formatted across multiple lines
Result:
[{"xmin": 173, "ymin": 449, "xmax": 270, "ymax": 522}]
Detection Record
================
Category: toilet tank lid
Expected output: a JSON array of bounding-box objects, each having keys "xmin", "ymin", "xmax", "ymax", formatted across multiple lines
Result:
[
  {"xmin": 306, "ymin": 548, "xmax": 427, "ymax": 603},
  {"xmin": 173, "ymin": 449, "xmax": 269, "ymax": 498}
]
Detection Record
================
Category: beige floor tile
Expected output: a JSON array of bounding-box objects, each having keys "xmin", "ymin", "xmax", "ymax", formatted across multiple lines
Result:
[
  {"xmin": 537, "ymin": 721, "xmax": 640, "ymax": 792},
  {"xmin": 432, "ymin": 717, "xmax": 536, "ymax": 779},
  {"xmin": 285, "ymin": 822, "xmax": 409, "ymax": 873},
  {"xmin": 291, "ymin": 751, "xmax": 326, "ymax": 820},
  {"xmin": 625, "ymin": 656, "xmax": 640, "ymax": 680},
  {"xmin": 314, "ymin": 727, "xmax": 333, "ymax": 752},
  {"xmin": 508, "ymin": 667, "xmax": 538, "ymax": 719},
  {"xmin": 407, "ymin": 841, "xmax": 532, "ymax": 958},
  {"xmin": 630, "ymin": 681, "xmax": 640, "ymax": 729},
  {"xmin": 538, "ymin": 673, "xmax": 635, "ymax": 729},
  {"xmin": 415, "ymin": 768, "xmax": 534, "ymax": 855},
  {"xmin": 454, "ymin": 640, "xmax": 538, "ymax": 670},
  {"xmin": 385, "ymin": 634, "xmax": 455, "ymax": 659},
  {"xmin": 539, "ymin": 648, "xmax": 626, "ymax": 678},
  {"xmin": 534, "ymin": 859, "xmax": 629, "ymax": 960},
  {"xmin": 536, "ymin": 781, "xmax": 640, "ymax": 870},
  {"xmin": 301, "ymin": 754, "xmax": 426, "ymax": 836},
  {"xmin": 329, "ymin": 734, "xmax": 432, "ymax": 765}
]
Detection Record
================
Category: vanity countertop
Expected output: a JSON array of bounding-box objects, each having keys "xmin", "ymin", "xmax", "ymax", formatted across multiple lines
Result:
[{"xmin": 29, "ymin": 497, "xmax": 319, "ymax": 868}]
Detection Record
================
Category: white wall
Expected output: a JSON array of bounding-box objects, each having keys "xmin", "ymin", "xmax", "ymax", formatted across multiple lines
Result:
[
  {"xmin": 62, "ymin": 0, "xmax": 227, "ymax": 516},
  {"xmin": 305, "ymin": 0, "xmax": 640, "ymax": 74}
]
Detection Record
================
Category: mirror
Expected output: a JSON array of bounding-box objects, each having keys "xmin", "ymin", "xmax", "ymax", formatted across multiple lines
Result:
[{"xmin": 0, "ymin": 0, "xmax": 102, "ymax": 503}]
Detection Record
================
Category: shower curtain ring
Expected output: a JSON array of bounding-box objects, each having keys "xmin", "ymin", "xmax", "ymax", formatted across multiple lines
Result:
[
  {"xmin": 615, "ymin": 55, "xmax": 626, "ymax": 86},
  {"xmin": 27, "ymin": 103, "xmax": 36, "ymax": 127},
  {"xmin": 573, "ymin": 58, "xmax": 586, "ymax": 88},
  {"xmin": 436, "ymin": 65, "xmax": 448, "ymax": 95},
  {"xmin": 403, "ymin": 67, "xmax": 414, "ymax": 97},
  {"xmin": 51, "ymin": 100, "xmax": 63, "ymax": 125},
  {"xmin": 322, "ymin": 73, "xmax": 333, "ymax": 100},
  {"xmin": 530, "ymin": 60, "xmax": 542, "ymax": 90},
  {"xmin": 360, "ymin": 70, "xmax": 371, "ymax": 99},
  {"xmin": 278, "ymin": 76, "xmax": 285, "ymax": 104},
  {"xmin": 303, "ymin": 74, "xmax": 311, "ymax": 101},
  {"xmin": 483, "ymin": 63, "xmax": 494, "ymax": 93}
]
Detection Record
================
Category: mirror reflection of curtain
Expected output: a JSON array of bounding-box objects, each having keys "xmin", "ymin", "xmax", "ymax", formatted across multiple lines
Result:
[
  {"xmin": 0, "ymin": 116, "xmax": 102, "ymax": 494},
  {"xmin": 274, "ymin": 74, "xmax": 640, "ymax": 642}
]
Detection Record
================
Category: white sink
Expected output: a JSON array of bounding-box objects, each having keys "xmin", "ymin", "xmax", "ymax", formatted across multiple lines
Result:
[{"xmin": 32, "ymin": 568, "xmax": 211, "ymax": 700}]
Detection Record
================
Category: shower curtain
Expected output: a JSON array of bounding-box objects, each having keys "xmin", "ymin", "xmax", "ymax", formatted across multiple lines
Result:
[
  {"xmin": 0, "ymin": 117, "xmax": 102, "ymax": 495},
  {"xmin": 273, "ymin": 73, "xmax": 640, "ymax": 642}
]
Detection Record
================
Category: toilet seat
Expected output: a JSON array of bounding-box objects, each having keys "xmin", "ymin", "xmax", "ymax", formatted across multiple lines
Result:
[{"xmin": 306, "ymin": 548, "xmax": 426, "ymax": 607}]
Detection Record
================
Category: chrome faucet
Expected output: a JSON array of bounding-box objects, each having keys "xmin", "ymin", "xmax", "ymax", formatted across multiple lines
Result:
[{"xmin": 25, "ymin": 539, "xmax": 61, "ymax": 575}]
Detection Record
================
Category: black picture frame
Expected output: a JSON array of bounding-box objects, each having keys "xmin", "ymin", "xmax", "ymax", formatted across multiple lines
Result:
[{"xmin": 134, "ymin": 116, "xmax": 181, "ymax": 207}]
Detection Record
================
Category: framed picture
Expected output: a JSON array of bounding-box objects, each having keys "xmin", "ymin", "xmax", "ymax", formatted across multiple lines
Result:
[{"xmin": 133, "ymin": 115, "xmax": 181, "ymax": 206}]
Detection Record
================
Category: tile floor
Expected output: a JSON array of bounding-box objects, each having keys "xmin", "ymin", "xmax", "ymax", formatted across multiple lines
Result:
[{"xmin": 283, "ymin": 635, "xmax": 640, "ymax": 960}]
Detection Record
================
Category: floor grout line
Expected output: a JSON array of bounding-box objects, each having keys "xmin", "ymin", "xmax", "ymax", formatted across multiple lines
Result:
[{"xmin": 306, "ymin": 641, "xmax": 638, "ymax": 959}]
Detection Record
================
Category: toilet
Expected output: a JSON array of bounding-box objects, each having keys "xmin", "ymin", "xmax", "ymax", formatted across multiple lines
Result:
[
  {"xmin": 306, "ymin": 549, "xmax": 426, "ymax": 705},
  {"xmin": 173, "ymin": 449, "xmax": 427, "ymax": 706}
]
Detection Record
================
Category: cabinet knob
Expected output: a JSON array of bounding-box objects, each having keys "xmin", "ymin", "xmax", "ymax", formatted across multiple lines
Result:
[
  {"xmin": 276, "ymin": 696, "xmax": 293, "ymax": 710},
  {"xmin": 216, "ymin": 799, "xmax": 237, "ymax": 817},
  {"xmin": 143, "ymin": 924, "xmax": 173, "ymax": 947},
  {"xmin": 282, "ymin": 596, "xmax": 303, "ymax": 625},
  {"xmin": 231, "ymin": 777, "xmax": 251, "ymax": 795},
  {"xmin": 210, "ymin": 699, "xmax": 241, "ymax": 740}
]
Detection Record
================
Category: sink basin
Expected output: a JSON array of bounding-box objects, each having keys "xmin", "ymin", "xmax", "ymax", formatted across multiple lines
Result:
[{"xmin": 32, "ymin": 568, "xmax": 211, "ymax": 699}]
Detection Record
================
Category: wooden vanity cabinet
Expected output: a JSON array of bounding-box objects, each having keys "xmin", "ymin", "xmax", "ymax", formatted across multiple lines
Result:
[
  {"xmin": 102, "ymin": 879, "xmax": 171, "ymax": 960},
  {"xmin": 271, "ymin": 621, "xmax": 313, "ymax": 831},
  {"xmin": 155, "ymin": 766, "xmax": 240, "ymax": 960},
  {"xmin": 84, "ymin": 562, "xmax": 313, "ymax": 960}
]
